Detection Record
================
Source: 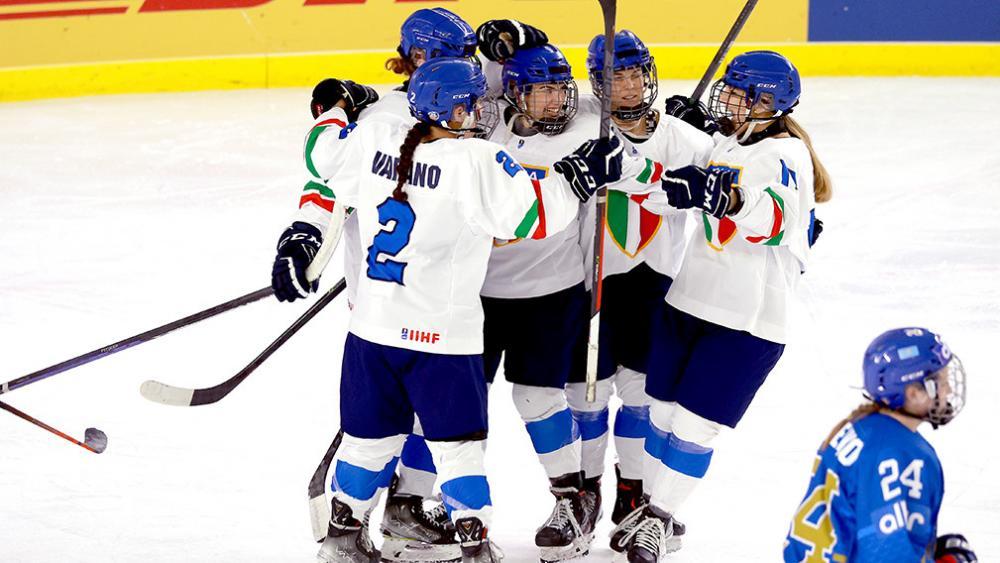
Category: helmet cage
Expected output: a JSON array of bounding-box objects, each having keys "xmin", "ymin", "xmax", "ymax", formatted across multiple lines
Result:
[
  {"xmin": 923, "ymin": 356, "xmax": 967, "ymax": 427},
  {"xmin": 590, "ymin": 61, "xmax": 658, "ymax": 122},
  {"xmin": 708, "ymin": 79, "xmax": 782, "ymax": 134},
  {"xmin": 505, "ymin": 79, "xmax": 579, "ymax": 136}
]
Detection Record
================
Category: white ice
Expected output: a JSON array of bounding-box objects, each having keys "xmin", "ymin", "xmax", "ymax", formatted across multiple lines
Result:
[{"xmin": 1, "ymin": 78, "xmax": 999, "ymax": 562}]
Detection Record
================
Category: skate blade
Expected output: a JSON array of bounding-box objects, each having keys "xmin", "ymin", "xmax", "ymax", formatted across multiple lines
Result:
[
  {"xmin": 380, "ymin": 537, "xmax": 461, "ymax": 563},
  {"xmin": 664, "ymin": 535, "xmax": 682, "ymax": 554},
  {"xmin": 538, "ymin": 533, "xmax": 594, "ymax": 563}
]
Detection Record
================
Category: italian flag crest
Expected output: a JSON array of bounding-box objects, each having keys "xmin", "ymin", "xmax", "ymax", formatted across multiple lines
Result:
[{"xmin": 606, "ymin": 159, "xmax": 664, "ymax": 258}]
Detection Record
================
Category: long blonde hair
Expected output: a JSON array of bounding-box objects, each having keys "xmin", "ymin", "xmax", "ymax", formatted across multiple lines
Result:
[
  {"xmin": 820, "ymin": 403, "xmax": 882, "ymax": 449},
  {"xmin": 784, "ymin": 115, "xmax": 832, "ymax": 203}
]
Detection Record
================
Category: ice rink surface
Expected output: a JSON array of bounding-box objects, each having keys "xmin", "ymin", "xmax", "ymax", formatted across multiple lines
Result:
[{"xmin": 1, "ymin": 78, "xmax": 999, "ymax": 562}]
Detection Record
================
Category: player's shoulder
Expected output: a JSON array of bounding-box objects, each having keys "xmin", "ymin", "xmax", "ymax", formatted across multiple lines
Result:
[
  {"xmin": 657, "ymin": 114, "xmax": 714, "ymax": 147},
  {"xmin": 577, "ymin": 93, "xmax": 602, "ymax": 117},
  {"xmin": 359, "ymin": 89, "xmax": 412, "ymax": 122},
  {"xmin": 853, "ymin": 413, "xmax": 940, "ymax": 465}
]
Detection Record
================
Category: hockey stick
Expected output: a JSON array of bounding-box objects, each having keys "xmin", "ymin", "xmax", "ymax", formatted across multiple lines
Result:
[
  {"xmin": 139, "ymin": 277, "xmax": 347, "ymax": 407},
  {"xmin": 0, "ymin": 287, "xmax": 273, "ymax": 396},
  {"xmin": 0, "ymin": 399, "xmax": 108, "ymax": 454},
  {"xmin": 2, "ymin": 208, "xmax": 345, "ymax": 397},
  {"xmin": 689, "ymin": 0, "xmax": 760, "ymax": 102},
  {"xmin": 584, "ymin": 0, "xmax": 617, "ymax": 403},
  {"xmin": 308, "ymin": 429, "xmax": 345, "ymax": 542}
]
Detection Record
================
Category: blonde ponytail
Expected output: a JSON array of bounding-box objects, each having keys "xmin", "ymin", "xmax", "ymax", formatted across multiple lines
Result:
[
  {"xmin": 820, "ymin": 403, "xmax": 882, "ymax": 449},
  {"xmin": 784, "ymin": 116, "xmax": 832, "ymax": 203}
]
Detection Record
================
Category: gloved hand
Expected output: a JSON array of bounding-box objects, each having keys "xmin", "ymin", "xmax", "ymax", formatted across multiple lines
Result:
[
  {"xmin": 661, "ymin": 165, "xmax": 737, "ymax": 219},
  {"xmin": 553, "ymin": 136, "xmax": 624, "ymax": 202},
  {"xmin": 663, "ymin": 95, "xmax": 719, "ymax": 135},
  {"xmin": 935, "ymin": 533, "xmax": 978, "ymax": 563},
  {"xmin": 311, "ymin": 78, "xmax": 379, "ymax": 120},
  {"xmin": 476, "ymin": 19, "xmax": 548, "ymax": 62},
  {"xmin": 271, "ymin": 221, "xmax": 323, "ymax": 302}
]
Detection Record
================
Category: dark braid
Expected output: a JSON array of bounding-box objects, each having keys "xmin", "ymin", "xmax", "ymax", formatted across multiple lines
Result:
[{"xmin": 393, "ymin": 121, "xmax": 431, "ymax": 202}]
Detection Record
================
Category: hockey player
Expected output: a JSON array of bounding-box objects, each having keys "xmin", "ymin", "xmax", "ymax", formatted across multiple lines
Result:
[
  {"xmin": 612, "ymin": 51, "xmax": 834, "ymax": 562},
  {"xmin": 477, "ymin": 42, "xmax": 602, "ymax": 562},
  {"xmin": 569, "ymin": 31, "xmax": 713, "ymax": 552},
  {"xmin": 280, "ymin": 57, "xmax": 635, "ymax": 563},
  {"xmin": 278, "ymin": 9, "xmax": 546, "ymax": 561},
  {"xmin": 784, "ymin": 327, "xmax": 976, "ymax": 563}
]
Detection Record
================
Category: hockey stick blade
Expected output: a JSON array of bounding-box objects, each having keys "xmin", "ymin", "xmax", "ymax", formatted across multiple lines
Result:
[
  {"xmin": 140, "ymin": 278, "xmax": 347, "ymax": 407},
  {"xmin": 1, "ymin": 400, "xmax": 107, "ymax": 454},
  {"xmin": 308, "ymin": 429, "xmax": 344, "ymax": 542}
]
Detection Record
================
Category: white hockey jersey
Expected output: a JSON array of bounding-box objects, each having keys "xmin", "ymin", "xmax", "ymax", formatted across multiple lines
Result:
[
  {"xmin": 576, "ymin": 97, "xmax": 714, "ymax": 282},
  {"xmin": 650, "ymin": 133, "xmax": 815, "ymax": 344},
  {"xmin": 479, "ymin": 109, "xmax": 601, "ymax": 299},
  {"xmin": 324, "ymin": 114, "xmax": 600, "ymax": 354},
  {"xmin": 296, "ymin": 90, "xmax": 413, "ymax": 305}
]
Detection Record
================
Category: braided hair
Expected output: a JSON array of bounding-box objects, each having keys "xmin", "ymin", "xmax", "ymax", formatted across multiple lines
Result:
[{"xmin": 392, "ymin": 121, "xmax": 432, "ymax": 202}]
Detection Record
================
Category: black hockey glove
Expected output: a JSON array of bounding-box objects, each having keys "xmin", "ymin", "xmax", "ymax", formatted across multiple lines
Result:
[
  {"xmin": 661, "ymin": 165, "xmax": 736, "ymax": 219},
  {"xmin": 476, "ymin": 19, "xmax": 548, "ymax": 62},
  {"xmin": 311, "ymin": 78, "xmax": 379, "ymax": 120},
  {"xmin": 935, "ymin": 533, "xmax": 978, "ymax": 562},
  {"xmin": 554, "ymin": 136, "xmax": 624, "ymax": 203},
  {"xmin": 272, "ymin": 221, "xmax": 322, "ymax": 302},
  {"xmin": 664, "ymin": 95, "xmax": 719, "ymax": 135}
]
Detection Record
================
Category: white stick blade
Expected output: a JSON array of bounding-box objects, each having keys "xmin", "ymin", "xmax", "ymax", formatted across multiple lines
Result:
[
  {"xmin": 140, "ymin": 380, "xmax": 195, "ymax": 406},
  {"xmin": 309, "ymin": 494, "xmax": 330, "ymax": 543}
]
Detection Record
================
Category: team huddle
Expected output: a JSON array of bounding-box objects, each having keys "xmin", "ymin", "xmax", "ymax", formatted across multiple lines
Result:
[{"xmin": 267, "ymin": 7, "xmax": 977, "ymax": 563}]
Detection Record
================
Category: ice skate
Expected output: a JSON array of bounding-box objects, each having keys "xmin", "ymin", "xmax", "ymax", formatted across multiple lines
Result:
[
  {"xmin": 380, "ymin": 479, "xmax": 460, "ymax": 563},
  {"xmin": 317, "ymin": 498, "xmax": 380, "ymax": 563},
  {"xmin": 609, "ymin": 502, "xmax": 683, "ymax": 554},
  {"xmin": 535, "ymin": 474, "xmax": 597, "ymax": 563},
  {"xmin": 455, "ymin": 517, "xmax": 504, "ymax": 563},
  {"xmin": 611, "ymin": 464, "xmax": 643, "ymax": 524},
  {"xmin": 612, "ymin": 505, "xmax": 679, "ymax": 563}
]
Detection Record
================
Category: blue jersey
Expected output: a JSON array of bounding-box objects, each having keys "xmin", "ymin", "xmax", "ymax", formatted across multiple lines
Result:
[{"xmin": 783, "ymin": 412, "xmax": 944, "ymax": 563}]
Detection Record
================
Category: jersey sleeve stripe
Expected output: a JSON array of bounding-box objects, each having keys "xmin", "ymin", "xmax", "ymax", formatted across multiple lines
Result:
[
  {"xmin": 513, "ymin": 200, "xmax": 539, "ymax": 239},
  {"xmin": 744, "ymin": 187, "xmax": 785, "ymax": 245},
  {"xmin": 529, "ymin": 176, "xmax": 547, "ymax": 239},
  {"xmin": 303, "ymin": 119, "xmax": 347, "ymax": 178},
  {"xmin": 299, "ymin": 180, "xmax": 336, "ymax": 212}
]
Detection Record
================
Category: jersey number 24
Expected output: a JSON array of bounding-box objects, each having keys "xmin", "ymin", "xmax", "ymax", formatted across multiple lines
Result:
[{"xmin": 367, "ymin": 197, "xmax": 415, "ymax": 285}]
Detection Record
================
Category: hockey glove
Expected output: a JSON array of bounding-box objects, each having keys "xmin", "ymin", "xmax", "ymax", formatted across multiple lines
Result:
[
  {"xmin": 272, "ymin": 221, "xmax": 323, "ymax": 302},
  {"xmin": 663, "ymin": 95, "xmax": 719, "ymax": 135},
  {"xmin": 476, "ymin": 19, "xmax": 548, "ymax": 62},
  {"xmin": 935, "ymin": 534, "xmax": 978, "ymax": 563},
  {"xmin": 661, "ymin": 165, "xmax": 737, "ymax": 219},
  {"xmin": 553, "ymin": 136, "xmax": 624, "ymax": 203},
  {"xmin": 311, "ymin": 78, "xmax": 379, "ymax": 121}
]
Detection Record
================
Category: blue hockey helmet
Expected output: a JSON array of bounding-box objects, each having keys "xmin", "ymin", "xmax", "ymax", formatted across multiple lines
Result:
[
  {"xmin": 708, "ymin": 50, "xmax": 800, "ymax": 132},
  {"xmin": 586, "ymin": 30, "xmax": 658, "ymax": 121},
  {"xmin": 502, "ymin": 44, "xmax": 578, "ymax": 135},
  {"xmin": 399, "ymin": 7, "xmax": 477, "ymax": 61},
  {"xmin": 408, "ymin": 58, "xmax": 498, "ymax": 137},
  {"xmin": 863, "ymin": 327, "xmax": 966, "ymax": 426}
]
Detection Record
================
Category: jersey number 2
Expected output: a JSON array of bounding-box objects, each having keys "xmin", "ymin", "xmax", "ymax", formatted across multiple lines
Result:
[{"xmin": 366, "ymin": 197, "xmax": 415, "ymax": 285}]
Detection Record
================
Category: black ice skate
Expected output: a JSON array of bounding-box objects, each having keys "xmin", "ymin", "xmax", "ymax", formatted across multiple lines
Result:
[
  {"xmin": 316, "ymin": 498, "xmax": 380, "ymax": 563},
  {"xmin": 535, "ymin": 473, "xmax": 597, "ymax": 563},
  {"xmin": 380, "ymin": 479, "xmax": 460, "ymax": 563},
  {"xmin": 455, "ymin": 517, "xmax": 504, "ymax": 563},
  {"xmin": 611, "ymin": 464, "xmax": 643, "ymax": 524},
  {"xmin": 613, "ymin": 505, "xmax": 679, "ymax": 563},
  {"xmin": 609, "ymin": 498, "xmax": 684, "ymax": 554}
]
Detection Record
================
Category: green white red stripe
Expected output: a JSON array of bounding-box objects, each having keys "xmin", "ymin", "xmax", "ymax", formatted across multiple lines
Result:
[
  {"xmin": 514, "ymin": 178, "xmax": 547, "ymax": 239},
  {"xmin": 299, "ymin": 180, "xmax": 336, "ymax": 212},
  {"xmin": 304, "ymin": 118, "xmax": 346, "ymax": 178},
  {"xmin": 636, "ymin": 158, "xmax": 664, "ymax": 184},
  {"xmin": 744, "ymin": 187, "xmax": 785, "ymax": 246}
]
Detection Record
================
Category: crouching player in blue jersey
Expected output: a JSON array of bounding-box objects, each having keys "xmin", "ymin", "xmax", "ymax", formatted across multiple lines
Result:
[
  {"xmin": 784, "ymin": 327, "xmax": 977, "ymax": 563},
  {"xmin": 282, "ymin": 57, "xmax": 641, "ymax": 563}
]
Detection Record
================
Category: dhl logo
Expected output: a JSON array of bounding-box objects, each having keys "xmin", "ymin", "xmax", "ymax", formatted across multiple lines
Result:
[{"xmin": 0, "ymin": 0, "xmax": 435, "ymax": 21}]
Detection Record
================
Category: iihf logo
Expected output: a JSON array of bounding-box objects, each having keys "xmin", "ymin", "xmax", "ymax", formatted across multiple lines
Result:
[{"xmin": 401, "ymin": 327, "xmax": 441, "ymax": 344}]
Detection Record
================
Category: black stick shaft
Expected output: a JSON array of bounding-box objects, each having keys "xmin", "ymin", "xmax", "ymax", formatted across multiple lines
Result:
[
  {"xmin": 0, "ymin": 400, "xmax": 102, "ymax": 454},
  {"xmin": 690, "ymin": 0, "xmax": 760, "ymax": 102},
  {"xmin": 1, "ymin": 287, "xmax": 273, "ymax": 395},
  {"xmin": 189, "ymin": 278, "xmax": 346, "ymax": 406}
]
